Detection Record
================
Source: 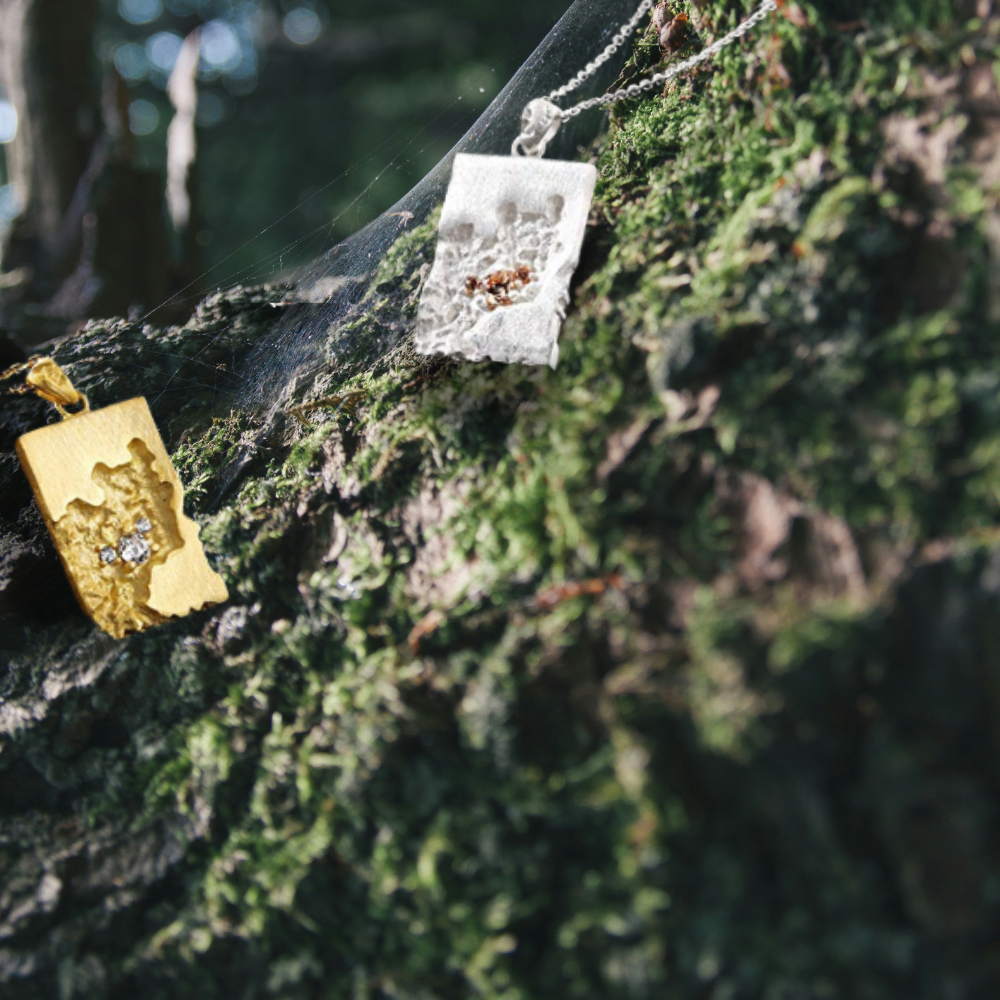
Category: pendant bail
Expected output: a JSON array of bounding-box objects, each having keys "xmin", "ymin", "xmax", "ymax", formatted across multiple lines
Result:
[
  {"xmin": 512, "ymin": 99, "xmax": 563, "ymax": 158},
  {"xmin": 4, "ymin": 356, "xmax": 91, "ymax": 419}
]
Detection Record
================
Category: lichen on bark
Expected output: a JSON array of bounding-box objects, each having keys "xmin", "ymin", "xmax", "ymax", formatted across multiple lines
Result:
[{"xmin": 2, "ymin": 1, "xmax": 1000, "ymax": 997}]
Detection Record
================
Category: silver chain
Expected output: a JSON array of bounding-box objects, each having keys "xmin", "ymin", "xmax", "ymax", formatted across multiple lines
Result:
[
  {"xmin": 547, "ymin": 0, "xmax": 657, "ymax": 104},
  {"xmin": 514, "ymin": 0, "xmax": 778, "ymax": 155},
  {"xmin": 561, "ymin": 0, "xmax": 779, "ymax": 120}
]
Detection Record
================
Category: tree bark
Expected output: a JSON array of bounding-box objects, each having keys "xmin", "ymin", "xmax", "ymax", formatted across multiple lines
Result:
[{"xmin": 1, "ymin": 1, "xmax": 1000, "ymax": 998}]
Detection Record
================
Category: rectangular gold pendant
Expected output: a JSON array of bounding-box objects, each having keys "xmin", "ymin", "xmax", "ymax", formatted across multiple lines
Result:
[{"xmin": 15, "ymin": 397, "xmax": 228, "ymax": 639}]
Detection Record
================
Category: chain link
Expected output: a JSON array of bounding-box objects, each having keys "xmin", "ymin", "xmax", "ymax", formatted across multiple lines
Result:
[
  {"xmin": 553, "ymin": 0, "xmax": 779, "ymax": 120},
  {"xmin": 0, "ymin": 356, "xmax": 89, "ymax": 415},
  {"xmin": 546, "ymin": 0, "xmax": 656, "ymax": 103},
  {"xmin": 0, "ymin": 359, "xmax": 34, "ymax": 396},
  {"xmin": 514, "ymin": 0, "xmax": 778, "ymax": 156}
]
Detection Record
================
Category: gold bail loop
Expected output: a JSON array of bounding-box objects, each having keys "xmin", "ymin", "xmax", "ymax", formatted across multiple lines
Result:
[
  {"xmin": 25, "ymin": 358, "xmax": 90, "ymax": 418},
  {"xmin": 3, "ymin": 357, "xmax": 91, "ymax": 419}
]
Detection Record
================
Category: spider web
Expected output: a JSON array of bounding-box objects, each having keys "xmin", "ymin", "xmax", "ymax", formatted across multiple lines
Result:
[
  {"xmin": 236, "ymin": 0, "xmax": 646, "ymax": 402},
  {"xmin": 144, "ymin": 0, "xmax": 648, "ymax": 422}
]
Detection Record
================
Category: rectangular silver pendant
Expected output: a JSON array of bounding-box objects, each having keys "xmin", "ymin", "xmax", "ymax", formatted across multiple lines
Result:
[{"xmin": 415, "ymin": 154, "xmax": 598, "ymax": 369}]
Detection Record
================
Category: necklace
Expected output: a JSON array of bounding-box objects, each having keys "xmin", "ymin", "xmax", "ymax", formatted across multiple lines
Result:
[
  {"xmin": 414, "ymin": 0, "xmax": 778, "ymax": 369},
  {"xmin": 1, "ymin": 357, "xmax": 228, "ymax": 639}
]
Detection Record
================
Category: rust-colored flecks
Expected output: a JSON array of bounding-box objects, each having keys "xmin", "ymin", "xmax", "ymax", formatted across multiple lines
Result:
[{"xmin": 464, "ymin": 265, "xmax": 533, "ymax": 311}]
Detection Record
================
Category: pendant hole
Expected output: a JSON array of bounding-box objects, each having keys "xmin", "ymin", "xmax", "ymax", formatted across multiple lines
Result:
[
  {"xmin": 441, "ymin": 222, "xmax": 474, "ymax": 244},
  {"xmin": 497, "ymin": 202, "xmax": 518, "ymax": 226},
  {"xmin": 60, "ymin": 398, "xmax": 89, "ymax": 417}
]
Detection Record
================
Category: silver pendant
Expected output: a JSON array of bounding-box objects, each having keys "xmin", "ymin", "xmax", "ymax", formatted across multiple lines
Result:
[{"xmin": 415, "ymin": 153, "xmax": 598, "ymax": 369}]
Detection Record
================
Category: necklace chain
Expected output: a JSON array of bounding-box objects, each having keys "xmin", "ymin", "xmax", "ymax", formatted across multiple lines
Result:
[
  {"xmin": 541, "ymin": 0, "xmax": 779, "ymax": 125},
  {"xmin": 0, "ymin": 356, "xmax": 89, "ymax": 417},
  {"xmin": 561, "ymin": 0, "xmax": 778, "ymax": 120},
  {"xmin": 513, "ymin": 0, "xmax": 778, "ymax": 155},
  {"xmin": 546, "ymin": 0, "xmax": 658, "ymax": 104}
]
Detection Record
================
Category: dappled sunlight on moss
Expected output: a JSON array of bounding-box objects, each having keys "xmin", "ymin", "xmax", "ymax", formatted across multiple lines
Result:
[{"xmin": 3, "ymin": 0, "xmax": 1000, "ymax": 996}]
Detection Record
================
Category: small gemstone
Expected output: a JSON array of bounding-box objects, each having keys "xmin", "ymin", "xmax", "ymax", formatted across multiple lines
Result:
[
  {"xmin": 118, "ymin": 533, "xmax": 151, "ymax": 565},
  {"xmin": 99, "ymin": 547, "xmax": 117, "ymax": 565},
  {"xmin": 136, "ymin": 517, "xmax": 152, "ymax": 535}
]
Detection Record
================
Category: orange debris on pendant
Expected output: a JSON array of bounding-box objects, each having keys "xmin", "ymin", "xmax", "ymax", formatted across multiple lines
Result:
[{"xmin": 464, "ymin": 265, "xmax": 533, "ymax": 311}]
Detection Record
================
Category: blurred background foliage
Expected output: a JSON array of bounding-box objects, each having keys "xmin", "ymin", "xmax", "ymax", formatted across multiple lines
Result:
[
  {"xmin": 0, "ymin": 0, "xmax": 568, "ymax": 338},
  {"xmin": 91, "ymin": 0, "xmax": 570, "ymax": 281}
]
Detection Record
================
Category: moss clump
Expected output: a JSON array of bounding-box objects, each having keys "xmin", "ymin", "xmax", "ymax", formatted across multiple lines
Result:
[{"xmin": 2, "ymin": 2, "xmax": 1000, "ymax": 998}]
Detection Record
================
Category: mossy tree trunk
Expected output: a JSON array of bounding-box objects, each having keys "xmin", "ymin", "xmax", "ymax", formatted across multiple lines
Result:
[{"xmin": 2, "ymin": 1, "xmax": 1000, "ymax": 998}]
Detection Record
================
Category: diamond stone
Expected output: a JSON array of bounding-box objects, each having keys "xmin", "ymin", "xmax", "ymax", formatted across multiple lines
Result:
[
  {"xmin": 136, "ymin": 517, "xmax": 152, "ymax": 535},
  {"xmin": 99, "ymin": 547, "xmax": 117, "ymax": 565},
  {"xmin": 118, "ymin": 533, "xmax": 151, "ymax": 565}
]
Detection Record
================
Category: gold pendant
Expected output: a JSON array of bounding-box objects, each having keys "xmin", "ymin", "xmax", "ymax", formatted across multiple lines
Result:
[{"xmin": 3, "ymin": 357, "xmax": 228, "ymax": 639}]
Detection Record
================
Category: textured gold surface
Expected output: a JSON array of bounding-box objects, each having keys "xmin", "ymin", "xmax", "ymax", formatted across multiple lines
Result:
[
  {"xmin": 24, "ymin": 357, "xmax": 90, "ymax": 416},
  {"xmin": 16, "ymin": 398, "xmax": 229, "ymax": 639}
]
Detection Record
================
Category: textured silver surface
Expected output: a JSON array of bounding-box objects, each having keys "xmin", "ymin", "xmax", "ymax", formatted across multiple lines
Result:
[
  {"xmin": 415, "ymin": 154, "xmax": 598, "ymax": 368},
  {"xmin": 512, "ymin": 99, "xmax": 564, "ymax": 158}
]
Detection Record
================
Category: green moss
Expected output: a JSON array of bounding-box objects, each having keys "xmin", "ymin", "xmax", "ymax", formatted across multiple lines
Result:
[{"xmin": 3, "ymin": 1, "xmax": 1000, "ymax": 997}]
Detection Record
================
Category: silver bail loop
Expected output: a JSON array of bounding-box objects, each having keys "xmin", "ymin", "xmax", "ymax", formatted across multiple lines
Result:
[{"xmin": 512, "ymin": 99, "xmax": 563, "ymax": 158}]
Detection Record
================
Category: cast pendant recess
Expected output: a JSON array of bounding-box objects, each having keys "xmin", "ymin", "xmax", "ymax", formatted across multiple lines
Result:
[{"xmin": 415, "ymin": 154, "xmax": 598, "ymax": 369}]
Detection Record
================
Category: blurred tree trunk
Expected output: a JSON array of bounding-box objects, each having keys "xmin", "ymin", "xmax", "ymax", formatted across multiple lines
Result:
[
  {"xmin": 0, "ymin": 0, "xmax": 100, "ymax": 290},
  {"xmin": 0, "ymin": 0, "xmax": 173, "ymax": 341}
]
